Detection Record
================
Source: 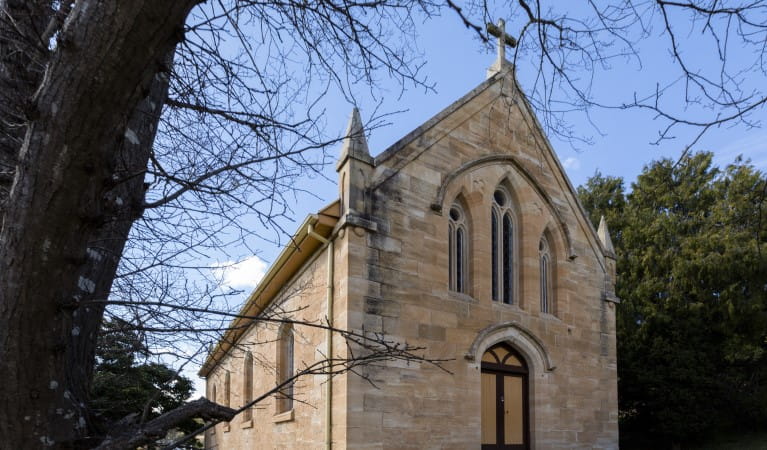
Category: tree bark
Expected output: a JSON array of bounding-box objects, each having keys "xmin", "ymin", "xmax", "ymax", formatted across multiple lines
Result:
[
  {"xmin": 62, "ymin": 59, "xmax": 173, "ymax": 444},
  {"xmin": 0, "ymin": 0, "xmax": 52, "ymax": 212},
  {"xmin": 0, "ymin": 1, "xmax": 196, "ymax": 448}
]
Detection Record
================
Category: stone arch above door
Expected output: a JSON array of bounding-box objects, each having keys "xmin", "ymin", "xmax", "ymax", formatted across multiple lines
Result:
[{"xmin": 466, "ymin": 321, "xmax": 556, "ymax": 373}]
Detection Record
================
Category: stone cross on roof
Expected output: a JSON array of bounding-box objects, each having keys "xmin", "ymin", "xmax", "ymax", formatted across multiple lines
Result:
[{"xmin": 486, "ymin": 19, "xmax": 517, "ymax": 76}]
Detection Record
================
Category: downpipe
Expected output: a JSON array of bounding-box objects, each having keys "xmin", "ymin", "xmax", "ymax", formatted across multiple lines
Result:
[{"xmin": 307, "ymin": 222, "xmax": 333, "ymax": 450}]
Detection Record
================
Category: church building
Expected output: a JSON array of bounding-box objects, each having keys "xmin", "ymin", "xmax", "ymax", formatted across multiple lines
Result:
[{"xmin": 199, "ymin": 37, "xmax": 620, "ymax": 449}]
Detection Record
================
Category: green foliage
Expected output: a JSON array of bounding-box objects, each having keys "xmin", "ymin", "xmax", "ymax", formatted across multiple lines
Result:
[
  {"xmin": 91, "ymin": 319, "xmax": 197, "ymax": 438},
  {"xmin": 576, "ymin": 171, "xmax": 627, "ymax": 248},
  {"xmin": 578, "ymin": 152, "xmax": 767, "ymax": 448}
]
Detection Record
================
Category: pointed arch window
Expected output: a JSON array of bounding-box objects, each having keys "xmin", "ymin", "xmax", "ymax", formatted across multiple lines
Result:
[
  {"xmin": 243, "ymin": 352, "xmax": 253, "ymax": 421},
  {"xmin": 277, "ymin": 323, "xmax": 294, "ymax": 413},
  {"xmin": 539, "ymin": 237, "xmax": 552, "ymax": 314},
  {"xmin": 224, "ymin": 371, "xmax": 231, "ymax": 407},
  {"xmin": 492, "ymin": 189, "xmax": 514, "ymax": 304},
  {"xmin": 210, "ymin": 383, "xmax": 217, "ymax": 434},
  {"xmin": 448, "ymin": 203, "xmax": 468, "ymax": 293},
  {"xmin": 221, "ymin": 371, "xmax": 231, "ymax": 430}
]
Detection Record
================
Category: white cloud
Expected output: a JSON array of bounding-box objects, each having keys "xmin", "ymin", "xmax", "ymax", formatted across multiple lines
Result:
[
  {"xmin": 562, "ymin": 156, "xmax": 581, "ymax": 171},
  {"xmin": 212, "ymin": 255, "xmax": 268, "ymax": 290}
]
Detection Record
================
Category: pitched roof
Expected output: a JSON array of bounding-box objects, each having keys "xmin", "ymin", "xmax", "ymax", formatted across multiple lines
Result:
[{"xmin": 199, "ymin": 200, "xmax": 340, "ymax": 377}]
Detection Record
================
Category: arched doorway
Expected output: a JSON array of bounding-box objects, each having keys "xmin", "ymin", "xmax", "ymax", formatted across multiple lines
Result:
[{"xmin": 481, "ymin": 342, "xmax": 529, "ymax": 449}]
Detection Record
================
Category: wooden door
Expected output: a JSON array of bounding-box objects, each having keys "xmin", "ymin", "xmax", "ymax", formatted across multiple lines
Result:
[{"xmin": 481, "ymin": 344, "xmax": 529, "ymax": 450}]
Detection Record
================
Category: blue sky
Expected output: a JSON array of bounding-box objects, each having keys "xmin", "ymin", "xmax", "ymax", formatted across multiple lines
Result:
[
  {"xmin": 218, "ymin": 11, "xmax": 767, "ymax": 275},
  {"xmin": 197, "ymin": 8, "xmax": 767, "ymax": 392}
]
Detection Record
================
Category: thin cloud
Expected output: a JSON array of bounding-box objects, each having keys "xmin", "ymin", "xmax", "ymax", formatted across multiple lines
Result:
[
  {"xmin": 715, "ymin": 132, "xmax": 767, "ymax": 170},
  {"xmin": 563, "ymin": 156, "xmax": 581, "ymax": 171},
  {"xmin": 212, "ymin": 255, "xmax": 268, "ymax": 290}
]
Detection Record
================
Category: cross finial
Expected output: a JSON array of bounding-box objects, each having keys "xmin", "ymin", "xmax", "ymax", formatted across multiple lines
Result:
[
  {"xmin": 496, "ymin": 19, "xmax": 507, "ymax": 62},
  {"xmin": 486, "ymin": 19, "xmax": 517, "ymax": 77}
]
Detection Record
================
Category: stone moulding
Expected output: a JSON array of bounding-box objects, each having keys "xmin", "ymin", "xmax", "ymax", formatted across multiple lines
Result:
[
  {"xmin": 432, "ymin": 154, "xmax": 576, "ymax": 260},
  {"xmin": 601, "ymin": 290, "xmax": 621, "ymax": 304},
  {"xmin": 339, "ymin": 211, "xmax": 378, "ymax": 232},
  {"xmin": 465, "ymin": 321, "xmax": 556, "ymax": 372}
]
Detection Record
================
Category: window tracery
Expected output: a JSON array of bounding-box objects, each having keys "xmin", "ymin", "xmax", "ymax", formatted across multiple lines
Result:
[
  {"xmin": 539, "ymin": 237, "xmax": 552, "ymax": 314},
  {"xmin": 448, "ymin": 203, "xmax": 468, "ymax": 293},
  {"xmin": 492, "ymin": 188, "xmax": 514, "ymax": 304}
]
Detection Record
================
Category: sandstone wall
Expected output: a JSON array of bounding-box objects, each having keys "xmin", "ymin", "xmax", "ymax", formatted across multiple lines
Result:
[
  {"xmin": 344, "ymin": 76, "xmax": 619, "ymax": 449},
  {"xmin": 205, "ymin": 237, "xmax": 351, "ymax": 449},
  {"xmin": 204, "ymin": 71, "xmax": 619, "ymax": 450}
]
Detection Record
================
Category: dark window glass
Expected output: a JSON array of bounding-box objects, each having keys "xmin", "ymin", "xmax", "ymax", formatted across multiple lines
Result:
[
  {"xmin": 449, "ymin": 203, "xmax": 467, "ymax": 294},
  {"xmin": 503, "ymin": 213, "xmax": 513, "ymax": 304},
  {"xmin": 491, "ymin": 209, "xmax": 498, "ymax": 301},
  {"xmin": 456, "ymin": 228, "xmax": 464, "ymax": 293},
  {"xmin": 448, "ymin": 224, "xmax": 454, "ymax": 290},
  {"xmin": 493, "ymin": 190, "xmax": 505, "ymax": 206},
  {"xmin": 539, "ymin": 237, "xmax": 553, "ymax": 315},
  {"xmin": 541, "ymin": 254, "xmax": 549, "ymax": 313}
]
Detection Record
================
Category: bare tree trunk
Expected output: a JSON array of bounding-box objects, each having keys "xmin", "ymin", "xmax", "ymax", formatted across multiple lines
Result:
[
  {"xmin": 62, "ymin": 60, "xmax": 173, "ymax": 445},
  {"xmin": 0, "ymin": 2, "xmax": 196, "ymax": 448}
]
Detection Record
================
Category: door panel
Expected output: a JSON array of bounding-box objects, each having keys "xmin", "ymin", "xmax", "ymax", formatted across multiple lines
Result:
[
  {"xmin": 481, "ymin": 372, "xmax": 497, "ymax": 444},
  {"xmin": 503, "ymin": 375, "xmax": 524, "ymax": 445}
]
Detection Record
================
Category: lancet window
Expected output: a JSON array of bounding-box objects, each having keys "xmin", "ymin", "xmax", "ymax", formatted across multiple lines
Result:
[
  {"xmin": 539, "ymin": 237, "xmax": 552, "ymax": 314},
  {"xmin": 243, "ymin": 352, "xmax": 253, "ymax": 421},
  {"xmin": 448, "ymin": 203, "xmax": 468, "ymax": 293},
  {"xmin": 491, "ymin": 189, "xmax": 514, "ymax": 304},
  {"xmin": 277, "ymin": 323, "xmax": 295, "ymax": 413},
  {"xmin": 224, "ymin": 371, "xmax": 231, "ymax": 407}
]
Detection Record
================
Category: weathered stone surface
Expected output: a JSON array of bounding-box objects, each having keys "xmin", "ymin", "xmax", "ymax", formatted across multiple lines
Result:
[{"xmin": 203, "ymin": 66, "xmax": 618, "ymax": 449}]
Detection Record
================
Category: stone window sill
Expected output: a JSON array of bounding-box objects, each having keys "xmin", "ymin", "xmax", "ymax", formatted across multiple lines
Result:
[
  {"xmin": 448, "ymin": 291, "xmax": 476, "ymax": 303},
  {"xmin": 241, "ymin": 418, "xmax": 253, "ymax": 429},
  {"xmin": 222, "ymin": 423, "xmax": 230, "ymax": 433},
  {"xmin": 491, "ymin": 300, "xmax": 522, "ymax": 311},
  {"xmin": 273, "ymin": 409, "xmax": 294, "ymax": 423},
  {"xmin": 540, "ymin": 312, "xmax": 561, "ymax": 322}
]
